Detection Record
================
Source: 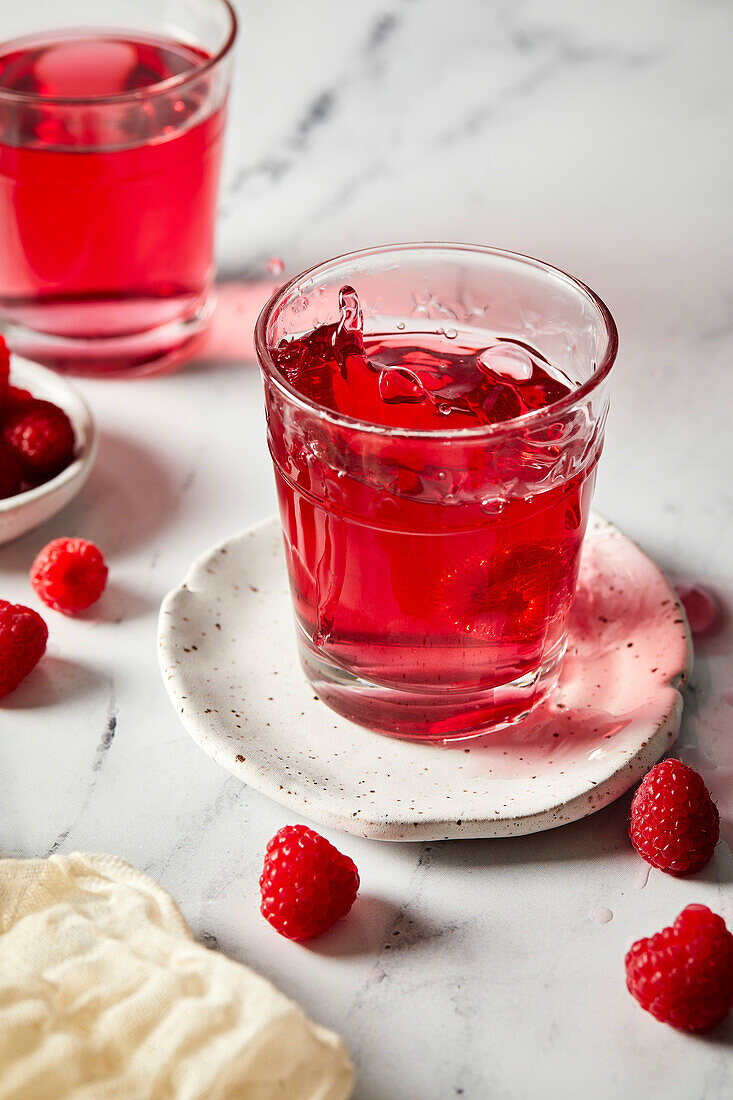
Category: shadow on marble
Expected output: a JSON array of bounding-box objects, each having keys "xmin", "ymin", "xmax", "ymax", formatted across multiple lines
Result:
[
  {"xmin": 696, "ymin": 1009, "xmax": 733, "ymax": 1048},
  {"xmin": 423, "ymin": 796, "xmax": 633, "ymax": 874},
  {"xmin": 305, "ymin": 895, "xmax": 439, "ymax": 960},
  {"xmin": 0, "ymin": 430, "xmax": 178, "ymax": 570},
  {"xmin": 84, "ymin": 580, "xmax": 158, "ymax": 626},
  {"xmin": 0, "ymin": 656, "xmax": 107, "ymax": 711},
  {"xmin": 693, "ymin": 840, "xmax": 733, "ymax": 887}
]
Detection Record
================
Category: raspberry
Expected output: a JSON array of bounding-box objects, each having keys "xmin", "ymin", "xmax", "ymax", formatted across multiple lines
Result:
[
  {"xmin": 629, "ymin": 759, "xmax": 719, "ymax": 875},
  {"xmin": 0, "ymin": 386, "xmax": 34, "ymax": 423},
  {"xmin": 0, "ymin": 335, "xmax": 9, "ymax": 391},
  {"xmin": 3, "ymin": 399, "xmax": 75, "ymax": 482},
  {"xmin": 30, "ymin": 538, "xmax": 108, "ymax": 614},
  {"xmin": 0, "ymin": 600, "xmax": 48, "ymax": 699},
  {"xmin": 626, "ymin": 904, "xmax": 733, "ymax": 1031},
  {"xmin": 0, "ymin": 440, "xmax": 23, "ymax": 499},
  {"xmin": 260, "ymin": 824, "xmax": 359, "ymax": 940}
]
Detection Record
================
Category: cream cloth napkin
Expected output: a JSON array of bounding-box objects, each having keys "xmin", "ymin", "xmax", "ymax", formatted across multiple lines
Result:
[{"xmin": 0, "ymin": 853, "xmax": 354, "ymax": 1100}]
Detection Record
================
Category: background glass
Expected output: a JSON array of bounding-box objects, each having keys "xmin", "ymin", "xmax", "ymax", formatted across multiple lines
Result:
[
  {"xmin": 257, "ymin": 244, "xmax": 618, "ymax": 742},
  {"xmin": 0, "ymin": 0, "xmax": 236, "ymax": 376}
]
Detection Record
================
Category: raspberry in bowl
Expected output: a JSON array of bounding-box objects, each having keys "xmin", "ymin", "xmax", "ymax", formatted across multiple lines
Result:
[{"xmin": 0, "ymin": 358, "xmax": 97, "ymax": 545}]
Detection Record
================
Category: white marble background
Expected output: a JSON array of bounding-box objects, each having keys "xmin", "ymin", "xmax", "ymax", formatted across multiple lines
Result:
[{"xmin": 2, "ymin": 0, "xmax": 733, "ymax": 1096}]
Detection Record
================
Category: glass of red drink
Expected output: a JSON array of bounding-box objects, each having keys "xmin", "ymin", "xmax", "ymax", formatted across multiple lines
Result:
[
  {"xmin": 0, "ymin": 0, "xmax": 236, "ymax": 376},
  {"xmin": 256, "ymin": 244, "xmax": 617, "ymax": 742}
]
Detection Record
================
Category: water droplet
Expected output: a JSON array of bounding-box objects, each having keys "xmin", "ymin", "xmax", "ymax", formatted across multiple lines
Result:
[
  {"xmin": 438, "ymin": 402, "xmax": 452, "ymax": 416},
  {"xmin": 396, "ymin": 320, "xmax": 406, "ymax": 331},
  {"xmin": 444, "ymin": 327, "xmax": 457, "ymax": 340},
  {"xmin": 478, "ymin": 342, "xmax": 534, "ymax": 382},
  {"xmin": 588, "ymin": 907, "xmax": 613, "ymax": 925},
  {"xmin": 266, "ymin": 256, "xmax": 285, "ymax": 275}
]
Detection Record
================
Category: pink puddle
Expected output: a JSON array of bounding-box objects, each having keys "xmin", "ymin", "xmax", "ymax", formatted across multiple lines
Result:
[
  {"xmin": 634, "ymin": 862, "xmax": 651, "ymax": 890},
  {"xmin": 588, "ymin": 907, "xmax": 613, "ymax": 924},
  {"xmin": 674, "ymin": 584, "xmax": 719, "ymax": 636}
]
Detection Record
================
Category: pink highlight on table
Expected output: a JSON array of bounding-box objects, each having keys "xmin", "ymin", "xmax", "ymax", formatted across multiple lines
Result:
[
  {"xmin": 588, "ymin": 907, "xmax": 613, "ymax": 924},
  {"xmin": 463, "ymin": 524, "xmax": 689, "ymax": 777},
  {"xmin": 201, "ymin": 281, "xmax": 279, "ymax": 361}
]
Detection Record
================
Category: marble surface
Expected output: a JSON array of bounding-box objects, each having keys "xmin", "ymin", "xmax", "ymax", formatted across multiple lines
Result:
[{"xmin": 1, "ymin": 1, "xmax": 732, "ymax": 1096}]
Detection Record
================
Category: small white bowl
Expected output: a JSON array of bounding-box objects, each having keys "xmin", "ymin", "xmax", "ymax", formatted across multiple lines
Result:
[{"xmin": 0, "ymin": 359, "xmax": 98, "ymax": 546}]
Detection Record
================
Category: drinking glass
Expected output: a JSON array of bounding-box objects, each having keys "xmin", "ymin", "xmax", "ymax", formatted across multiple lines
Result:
[
  {"xmin": 256, "ymin": 244, "xmax": 618, "ymax": 742},
  {"xmin": 0, "ymin": 0, "xmax": 237, "ymax": 376}
]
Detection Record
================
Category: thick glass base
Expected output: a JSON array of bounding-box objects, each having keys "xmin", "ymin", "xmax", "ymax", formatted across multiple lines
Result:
[
  {"xmin": 0, "ymin": 292, "xmax": 215, "ymax": 378},
  {"xmin": 298, "ymin": 631, "xmax": 567, "ymax": 743}
]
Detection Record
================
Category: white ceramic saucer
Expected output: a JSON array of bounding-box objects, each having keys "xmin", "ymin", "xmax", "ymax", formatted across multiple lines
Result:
[
  {"xmin": 158, "ymin": 515, "xmax": 692, "ymax": 841},
  {"xmin": 0, "ymin": 359, "xmax": 97, "ymax": 545}
]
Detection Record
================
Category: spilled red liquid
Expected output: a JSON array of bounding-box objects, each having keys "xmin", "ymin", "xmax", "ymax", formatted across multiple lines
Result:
[
  {"xmin": 267, "ymin": 288, "xmax": 598, "ymax": 737},
  {"xmin": 0, "ymin": 32, "xmax": 225, "ymax": 367}
]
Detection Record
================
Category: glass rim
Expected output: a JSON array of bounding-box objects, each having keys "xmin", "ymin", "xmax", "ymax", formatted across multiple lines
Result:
[
  {"xmin": 0, "ymin": 0, "xmax": 238, "ymax": 106},
  {"xmin": 255, "ymin": 241, "xmax": 619, "ymax": 441}
]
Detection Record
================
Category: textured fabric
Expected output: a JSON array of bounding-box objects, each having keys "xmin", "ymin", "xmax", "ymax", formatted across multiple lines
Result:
[{"xmin": 0, "ymin": 853, "xmax": 354, "ymax": 1099}]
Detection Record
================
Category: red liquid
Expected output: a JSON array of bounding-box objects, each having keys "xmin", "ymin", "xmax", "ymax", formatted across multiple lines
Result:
[
  {"xmin": 268, "ymin": 288, "xmax": 598, "ymax": 738},
  {"xmin": 0, "ymin": 32, "xmax": 226, "ymax": 372}
]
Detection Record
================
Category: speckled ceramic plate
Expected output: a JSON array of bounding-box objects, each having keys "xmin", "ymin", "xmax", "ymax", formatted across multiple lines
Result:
[{"xmin": 158, "ymin": 515, "xmax": 692, "ymax": 841}]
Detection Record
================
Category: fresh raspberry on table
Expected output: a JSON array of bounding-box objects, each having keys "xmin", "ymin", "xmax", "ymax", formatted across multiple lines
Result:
[
  {"xmin": 0, "ymin": 440, "xmax": 23, "ymax": 499},
  {"xmin": 626, "ymin": 904, "xmax": 733, "ymax": 1031},
  {"xmin": 30, "ymin": 538, "xmax": 108, "ymax": 615},
  {"xmin": 260, "ymin": 824, "xmax": 360, "ymax": 941},
  {"xmin": 629, "ymin": 758, "xmax": 719, "ymax": 875},
  {"xmin": 0, "ymin": 599, "xmax": 48, "ymax": 699},
  {"xmin": 3, "ymin": 399, "xmax": 75, "ymax": 482}
]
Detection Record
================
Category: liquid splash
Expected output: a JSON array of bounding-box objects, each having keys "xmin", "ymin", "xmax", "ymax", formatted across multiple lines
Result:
[{"xmin": 275, "ymin": 285, "xmax": 574, "ymax": 431}]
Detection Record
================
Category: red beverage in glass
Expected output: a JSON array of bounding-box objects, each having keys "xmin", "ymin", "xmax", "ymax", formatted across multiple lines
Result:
[
  {"xmin": 0, "ymin": 1, "xmax": 236, "ymax": 376},
  {"xmin": 257, "ymin": 245, "xmax": 617, "ymax": 742}
]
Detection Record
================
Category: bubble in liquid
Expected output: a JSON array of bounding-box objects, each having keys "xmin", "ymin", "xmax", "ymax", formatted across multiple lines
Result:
[
  {"xmin": 266, "ymin": 256, "xmax": 285, "ymax": 275},
  {"xmin": 336, "ymin": 285, "xmax": 363, "ymax": 336},
  {"xmin": 444, "ymin": 327, "xmax": 457, "ymax": 340},
  {"xmin": 438, "ymin": 402, "xmax": 452, "ymax": 416},
  {"xmin": 480, "ymin": 497, "xmax": 507, "ymax": 515},
  {"xmin": 396, "ymin": 320, "xmax": 406, "ymax": 330},
  {"xmin": 478, "ymin": 342, "xmax": 534, "ymax": 382}
]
